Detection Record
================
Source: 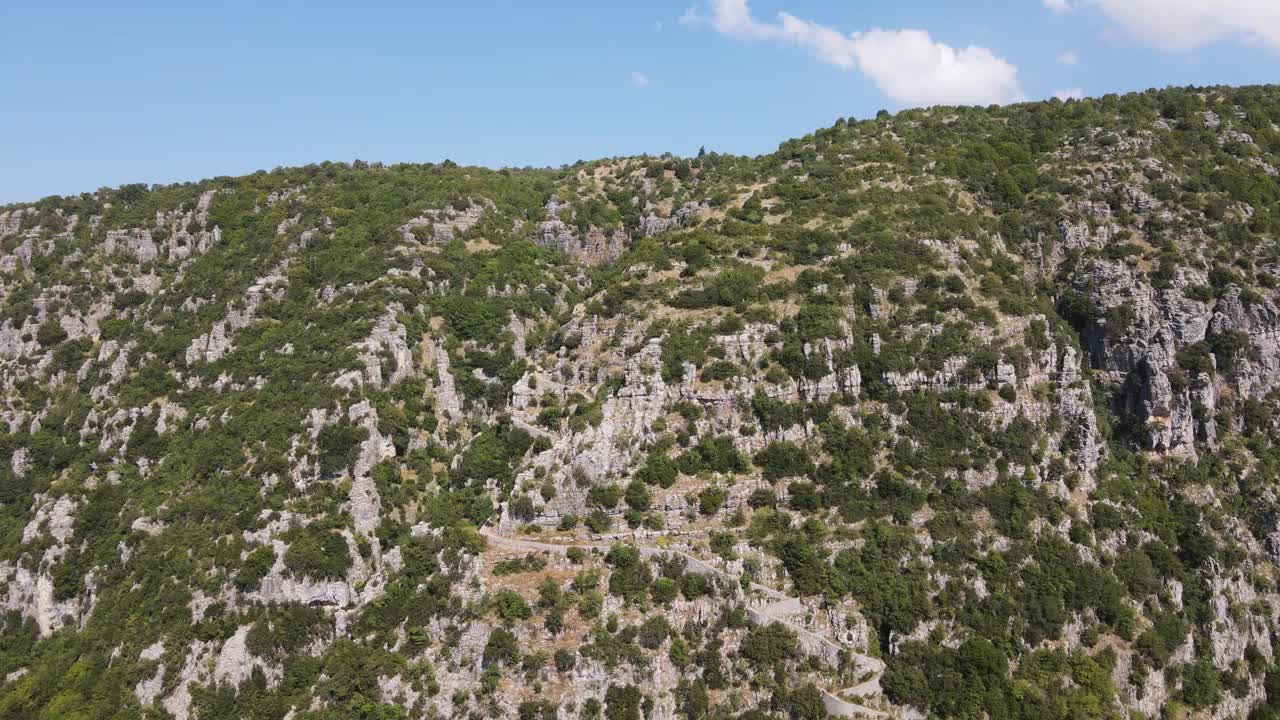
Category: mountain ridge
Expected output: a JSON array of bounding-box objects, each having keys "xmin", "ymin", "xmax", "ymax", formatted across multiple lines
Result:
[{"xmin": 3, "ymin": 83, "xmax": 1280, "ymax": 720}]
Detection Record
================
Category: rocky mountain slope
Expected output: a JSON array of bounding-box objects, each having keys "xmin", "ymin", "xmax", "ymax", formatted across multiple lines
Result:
[{"xmin": 3, "ymin": 84, "xmax": 1280, "ymax": 720}]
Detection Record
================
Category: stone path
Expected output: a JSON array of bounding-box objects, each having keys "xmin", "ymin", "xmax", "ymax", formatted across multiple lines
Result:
[{"xmin": 479, "ymin": 526, "xmax": 890, "ymax": 718}]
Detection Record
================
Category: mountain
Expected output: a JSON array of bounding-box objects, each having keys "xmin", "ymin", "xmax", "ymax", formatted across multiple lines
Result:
[{"xmin": 3, "ymin": 84, "xmax": 1280, "ymax": 720}]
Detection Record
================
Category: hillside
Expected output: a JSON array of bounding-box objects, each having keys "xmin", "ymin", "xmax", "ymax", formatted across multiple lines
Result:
[{"xmin": 3, "ymin": 84, "xmax": 1280, "ymax": 720}]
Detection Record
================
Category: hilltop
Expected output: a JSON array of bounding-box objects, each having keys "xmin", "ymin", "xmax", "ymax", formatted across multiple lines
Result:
[{"xmin": 3, "ymin": 85, "xmax": 1280, "ymax": 720}]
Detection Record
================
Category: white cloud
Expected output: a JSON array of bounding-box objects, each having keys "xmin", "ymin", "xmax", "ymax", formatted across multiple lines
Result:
[
  {"xmin": 1057, "ymin": 50, "xmax": 1078, "ymax": 65},
  {"xmin": 852, "ymin": 29, "xmax": 1023, "ymax": 106},
  {"xmin": 700, "ymin": 0, "xmax": 858, "ymax": 68},
  {"xmin": 1043, "ymin": 0, "xmax": 1072, "ymax": 13},
  {"xmin": 631, "ymin": 71, "xmax": 650, "ymax": 88},
  {"xmin": 1054, "ymin": 88, "xmax": 1084, "ymax": 101},
  {"xmin": 691, "ymin": 0, "xmax": 1022, "ymax": 106},
  {"xmin": 1090, "ymin": 0, "xmax": 1280, "ymax": 52},
  {"xmin": 776, "ymin": 12, "xmax": 863, "ymax": 69},
  {"xmin": 704, "ymin": 0, "xmax": 783, "ymax": 39}
]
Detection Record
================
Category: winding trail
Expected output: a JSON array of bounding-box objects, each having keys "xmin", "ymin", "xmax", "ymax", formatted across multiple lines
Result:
[{"xmin": 479, "ymin": 527, "xmax": 890, "ymax": 718}]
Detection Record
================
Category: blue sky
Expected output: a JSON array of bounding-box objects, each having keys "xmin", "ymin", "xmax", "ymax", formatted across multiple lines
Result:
[{"xmin": 3, "ymin": 0, "xmax": 1280, "ymax": 204}]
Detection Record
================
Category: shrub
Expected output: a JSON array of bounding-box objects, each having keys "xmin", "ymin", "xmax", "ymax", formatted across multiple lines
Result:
[
  {"xmin": 606, "ymin": 545, "xmax": 653, "ymax": 603},
  {"xmin": 1209, "ymin": 329, "xmax": 1254, "ymax": 372},
  {"xmin": 636, "ymin": 454, "xmax": 678, "ymax": 488},
  {"xmin": 699, "ymin": 360, "xmax": 741, "ymax": 382},
  {"xmin": 740, "ymin": 622, "xmax": 798, "ymax": 668},
  {"xmin": 785, "ymin": 684, "xmax": 827, "ymax": 720},
  {"xmin": 747, "ymin": 488, "xmax": 776, "ymax": 508},
  {"xmin": 679, "ymin": 572, "xmax": 712, "ymax": 600},
  {"xmin": 493, "ymin": 554, "xmax": 547, "ymax": 576},
  {"xmin": 36, "ymin": 320, "xmax": 68, "ymax": 347},
  {"xmin": 578, "ymin": 591, "xmax": 603, "ymax": 619},
  {"xmin": 753, "ymin": 441, "xmax": 813, "ymax": 482},
  {"xmin": 697, "ymin": 485, "xmax": 728, "ymax": 515},
  {"xmin": 316, "ymin": 422, "xmax": 368, "ymax": 476},
  {"xmin": 651, "ymin": 577, "xmax": 678, "ymax": 605},
  {"xmin": 605, "ymin": 684, "xmax": 643, "ymax": 720},
  {"xmin": 554, "ymin": 648, "xmax": 577, "ymax": 672},
  {"xmin": 661, "ymin": 326, "xmax": 711, "ymax": 382},
  {"xmin": 493, "ymin": 589, "xmax": 532, "ymax": 621},
  {"xmin": 589, "ymin": 483, "xmax": 622, "ymax": 509},
  {"xmin": 509, "ymin": 494, "xmax": 537, "ymax": 521},
  {"xmin": 283, "ymin": 527, "xmax": 351, "ymax": 580},
  {"xmin": 586, "ymin": 509, "xmax": 613, "ymax": 533},
  {"xmin": 638, "ymin": 616, "xmax": 671, "ymax": 649},
  {"xmin": 483, "ymin": 627, "xmax": 520, "ymax": 667},
  {"xmin": 788, "ymin": 482, "xmax": 820, "ymax": 512},
  {"xmin": 1181, "ymin": 659, "xmax": 1223, "ymax": 708},
  {"xmin": 624, "ymin": 479, "xmax": 652, "ymax": 511},
  {"xmin": 677, "ymin": 436, "xmax": 747, "ymax": 475},
  {"xmin": 518, "ymin": 700, "xmax": 558, "ymax": 720},
  {"xmin": 235, "ymin": 546, "xmax": 276, "ymax": 591}
]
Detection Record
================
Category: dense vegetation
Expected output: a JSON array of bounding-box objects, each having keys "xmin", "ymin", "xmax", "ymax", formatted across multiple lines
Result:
[{"xmin": 2, "ymin": 84, "xmax": 1280, "ymax": 719}]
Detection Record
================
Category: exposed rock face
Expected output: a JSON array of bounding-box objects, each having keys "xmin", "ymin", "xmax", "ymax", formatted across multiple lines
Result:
[
  {"xmin": 0, "ymin": 236, "xmax": 34, "ymax": 272},
  {"xmin": 249, "ymin": 550, "xmax": 360, "ymax": 608},
  {"xmin": 1055, "ymin": 345, "xmax": 1104, "ymax": 486},
  {"xmin": 133, "ymin": 642, "xmax": 167, "ymax": 705},
  {"xmin": 0, "ymin": 562, "xmax": 96, "ymax": 638},
  {"xmin": 185, "ymin": 263, "xmax": 289, "ymax": 365},
  {"xmin": 1067, "ymin": 254, "xmax": 1280, "ymax": 457},
  {"xmin": 0, "ymin": 208, "xmax": 25, "ymax": 237},
  {"xmin": 511, "ymin": 334, "xmax": 671, "ymax": 525},
  {"xmin": 1057, "ymin": 200, "xmax": 1114, "ymax": 253},
  {"xmin": 0, "ymin": 318, "xmax": 39, "ymax": 360},
  {"xmin": 1210, "ymin": 287, "xmax": 1280, "ymax": 398},
  {"xmin": 355, "ymin": 306, "xmax": 414, "ymax": 388},
  {"xmin": 162, "ymin": 641, "xmax": 216, "ymax": 720},
  {"xmin": 399, "ymin": 198, "xmax": 494, "ymax": 243},
  {"xmin": 535, "ymin": 198, "xmax": 629, "ymax": 264},
  {"xmin": 1206, "ymin": 562, "xmax": 1271, "ymax": 669},
  {"xmin": 100, "ymin": 192, "xmax": 221, "ymax": 267},
  {"xmin": 2, "ymin": 495, "xmax": 93, "ymax": 637},
  {"xmin": 104, "ymin": 228, "xmax": 159, "ymax": 263},
  {"xmin": 347, "ymin": 400, "xmax": 392, "ymax": 539},
  {"xmin": 638, "ymin": 200, "xmax": 708, "ymax": 236},
  {"xmin": 213, "ymin": 625, "xmax": 283, "ymax": 688},
  {"xmin": 425, "ymin": 336, "xmax": 463, "ymax": 428}
]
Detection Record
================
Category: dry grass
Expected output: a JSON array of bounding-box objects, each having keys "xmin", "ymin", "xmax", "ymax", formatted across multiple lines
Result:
[{"xmin": 465, "ymin": 237, "xmax": 500, "ymax": 252}]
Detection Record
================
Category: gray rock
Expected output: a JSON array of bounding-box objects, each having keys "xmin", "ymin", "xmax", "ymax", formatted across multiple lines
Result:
[
  {"xmin": 637, "ymin": 201, "xmax": 708, "ymax": 237},
  {"xmin": 104, "ymin": 229, "xmax": 159, "ymax": 263},
  {"xmin": 535, "ymin": 198, "xmax": 629, "ymax": 264},
  {"xmin": 399, "ymin": 198, "xmax": 493, "ymax": 243},
  {"xmin": 185, "ymin": 263, "xmax": 289, "ymax": 365},
  {"xmin": 355, "ymin": 306, "xmax": 414, "ymax": 388}
]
